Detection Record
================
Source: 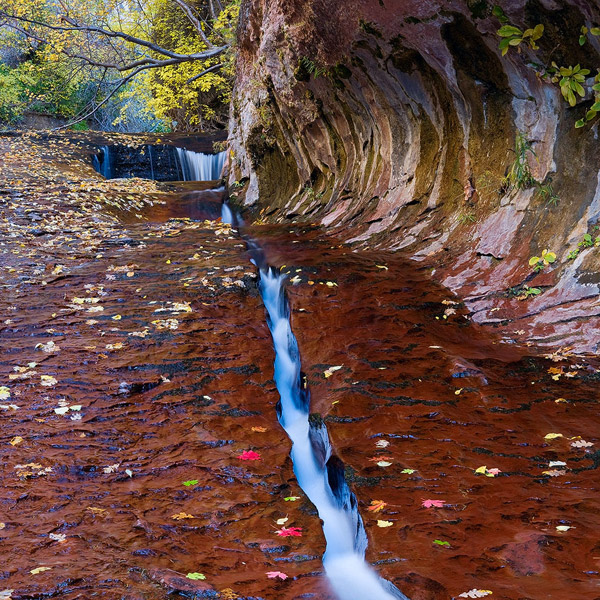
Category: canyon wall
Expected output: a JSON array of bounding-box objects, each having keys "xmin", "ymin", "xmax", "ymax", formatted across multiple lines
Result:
[{"xmin": 228, "ymin": 0, "xmax": 600, "ymax": 354}]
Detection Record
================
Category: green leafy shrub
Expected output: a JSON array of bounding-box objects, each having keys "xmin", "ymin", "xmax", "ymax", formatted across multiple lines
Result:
[{"xmin": 529, "ymin": 249, "xmax": 556, "ymax": 272}]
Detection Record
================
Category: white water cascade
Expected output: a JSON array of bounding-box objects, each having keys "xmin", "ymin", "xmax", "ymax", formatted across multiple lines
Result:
[
  {"xmin": 176, "ymin": 148, "xmax": 226, "ymax": 181},
  {"xmin": 229, "ymin": 207, "xmax": 409, "ymax": 600}
]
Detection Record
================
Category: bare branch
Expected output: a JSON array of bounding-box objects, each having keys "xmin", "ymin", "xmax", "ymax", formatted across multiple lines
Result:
[
  {"xmin": 186, "ymin": 63, "xmax": 223, "ymax": 84},
  {"xmin": 171, "ymin": 0, "xmax": 213, "ymax": 47}
]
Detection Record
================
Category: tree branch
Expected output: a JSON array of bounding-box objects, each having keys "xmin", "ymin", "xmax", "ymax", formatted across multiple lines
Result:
[
  {"xmin": 186, "ymin": 63, "xmax": 223, "ymax": 84},
  {"xmin": 171, "ymin": 0, "xmax": 213, "ymax": 47}
]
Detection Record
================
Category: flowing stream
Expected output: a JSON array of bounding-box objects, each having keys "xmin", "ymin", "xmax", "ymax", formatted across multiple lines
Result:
[
  {"xmin": 225, "ymin": 204, "xmax": 409, "ymax": 600},
  {"xmin": 176, "ymin": 148, "xmax": 226, "ymax": 181}
]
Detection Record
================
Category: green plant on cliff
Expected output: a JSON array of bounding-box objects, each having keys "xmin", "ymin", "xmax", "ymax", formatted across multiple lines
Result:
[
  {"xmin": 503, "ymin": 132, "xmax": 536, "ymax": 191},
  {"xmin": 529, "ymin": 249, "xmax": 556, "ymax": 273},
  {"xmin": 493, "ymin": 6, "xmax": 600, "ymax": 129}
]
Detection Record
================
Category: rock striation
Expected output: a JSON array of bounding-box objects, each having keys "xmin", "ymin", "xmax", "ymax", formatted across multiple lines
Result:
[{"xmin": 229, "ymin": 0, "xmax": 600, "ymax": 353}]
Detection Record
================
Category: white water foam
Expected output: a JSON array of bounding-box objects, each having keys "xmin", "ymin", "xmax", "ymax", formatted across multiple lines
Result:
[{"xmin": 176, "ymin": 148, "xmax": 226, "ymax": 181}]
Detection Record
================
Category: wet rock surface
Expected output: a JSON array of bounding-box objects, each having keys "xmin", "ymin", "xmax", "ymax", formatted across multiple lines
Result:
[
  {"xmin": 229, "ymin": 0, "xmax": 600, "ymax": 354},
  {"xmin": 1, "ymin": 134, "xmax": 600, "ymax": 600}
]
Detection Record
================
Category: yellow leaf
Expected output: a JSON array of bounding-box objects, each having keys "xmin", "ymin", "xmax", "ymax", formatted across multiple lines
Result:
[
  {"xmin": 9, "ymin": 436, "xmax": 23, "ymax": 446},
  {"xmin": 172, "ymin": 512, "xmax": 195, "ymax": 520},
  {"xmin": 30, "ymin": 567, "xmax": 52, "ymax": 575},
  {"xmin": 112, "ymin": 315, "xmax": 122, "ymax": 321},
  {"xmin": 0, "ymin": 386, "xmax": 10, "ymax": 400},
  {"xmin": 377, "ymin": 520, "xmax": 394, "ymax": 527},
  {"xmin": 544, "ymin": 433, "xmax": 563, "ymax": 440},
  {"xmin": 475, "ymin": 465, "xmax": 487, "ymax": 475}
]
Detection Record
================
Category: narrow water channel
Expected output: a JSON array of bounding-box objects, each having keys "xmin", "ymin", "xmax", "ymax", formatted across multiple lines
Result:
[{"xmin": 228, "ymin": 204, "xmax": 409, "ymax": 600}]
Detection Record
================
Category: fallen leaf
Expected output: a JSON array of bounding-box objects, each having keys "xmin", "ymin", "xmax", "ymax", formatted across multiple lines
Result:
[
  {"xmin": 571, "ymin": 439, "xmax": 593, "ymax": 448},
  {"xmin": 186, "ymin": 573, "xmax": 206, "ymax": 580},
  {"xmin": 275, "ymin": 526, "xmax": 302, "ymax": 537},
  {"xmin": 542, "ymin": 470, "xmax": 566, "ymax": 477},
  {"xmin": 251, "ymin": 426, "xmax": 267, "ymax": 433},
  {"xmin": 375, "ymin": 439, "xmax": 390, "ymax": 448},
  {"xmin": 433, "ymin": 539, "xmax": 451, "ymax": 546},
  {"xmin": 555, "ymin": 397, "xmax": 567, "ymax": 403},
  {"xmin": 87, "ymin": 507, "xmax": 108, "ymax": 516},
  {"xmin": 548, "ymin": 461, "xmax": 566, "ymax": 467},
  {"xmin": 367, "ymin": 500, "xmax": 387, "ymax": 512},
  {"xmin": 183, "ymin": 480, "xmax": 199, "ymax": 487},
  {"xmin": 0, "ymin": 523, "xmax": 5, "ymax": 530},
  {"xmin": 266, "ymin": 571, "xmax": 288, "ymax": 580},
  {"xmin": 30, "ymin": 567, "xmax": 52, "ymax": 575},
  {"xmin": 0, "ymin": 387, "xmax": 11, "ymax": 400},
  {"xmin": 377, "ymin": 460, "xmax": 393, "ymax": 467},
  {"xmin": 238, "ymin": 450, "xmax": 261, "ymax": 461},
  {"xmin": 377, "ymin": 520, "xmax": 393, "ymax": 527},
  {"xmin": 54, "ymin": 406, "xmax": 69, "ymax": 415},
  {"xmin": 556, "ymin": 525, "xmax": 572, "ymax": 531},
  {"xmin": 103, "ymin": 464, "xmax": 120, "ymax": 474},
  {"xmin": 544, "ymin": 433, "xmax": 563, "ymax": 440},
  {"xmin": 171, "ymin": 513, "xmax": 195, "ymax": 520},
  {"xmin": 40, "ymin": 375, "xmax": 57, "ymax": 387},
  {"xmin": 49, "ymin": 533, "xmax": 66, "ymax": 543},
  {"xmin": 458, "ymin": 590, "xmax": 492, "ymax": 598},
  {"xmin": 276, "ymin": 517, "xmax": 288, "ymax": 525},
  {"xmin": 324, "ymin": 365, "xmax": 343, "ymax": 378},
  {"xmin": 284, "ymin": 496, "xmax": 299, "ymax": 502},
  {"xmin": 9, "ymin": 436, "xmax": 23, "ymax": 446},
  {"xmin": 0, "ymin": 590, "xmax": 12, "ymax": 600},
  {"xmin": 401, "ymin": 468, "xmax": 416, "ymax": 474},
  {"xmin": 422, "ymin": 499, "xmax": 445, "ymax": 508}
]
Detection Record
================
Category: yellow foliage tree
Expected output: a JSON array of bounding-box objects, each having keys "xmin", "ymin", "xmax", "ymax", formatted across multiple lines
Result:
[{"xmin": 0, "ymin": 0, "xmax": 240, "ymax": 130}]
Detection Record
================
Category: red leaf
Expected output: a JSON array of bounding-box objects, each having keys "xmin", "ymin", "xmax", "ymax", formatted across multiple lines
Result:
[
  {"xmin": 422, "ymin": 499, "xmax": 445, "ymax": 508},
  {"xmin": 275, "ymin": 526, "xmax": 302, "ymax": 537},
  {"xmin": 238, "ymin": 450, "xmax": 261, "ymax": 461},
  {"xmin": 266, "ymin": 571, "xmax": 288, "ymax": 580}
]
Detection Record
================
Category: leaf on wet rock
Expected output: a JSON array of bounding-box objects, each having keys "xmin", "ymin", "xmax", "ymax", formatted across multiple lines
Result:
[
  {"xmin": 40, "ymin": 375, "xmax": 58, "ymax": 387},
  {"xmin": 186, "ymin": 573, "xmax": 206, "ymax": 580},
  {"xmin": 475, "ymin": 466, "xmax": 501, "ymax": 477},
  {"xmin": 422, "ymin": 499, "xmax": 445, "ymax": 508},
  {"xmin": 30, "ymin": 566, "xmax": 52, "ymax": 575},
  {"xmin": 556, "ymin": 525, "xmax": 572, "ymax": 531},
  {"xmin": 544, "ymin": 432, "xmax": 563, "ymax": 440},
  {"xmin": 35, "ymin": 341, "xmax": 60, "ymax": 353},
  {"xmin": 367, "ymin": 500, "xmax": 387, "ymax": 512},
  {"xmin": 571, "ymin": 439, "xmax": 593, "ymax": 448},
  {"xmin": 542, "ymin": 469, "xmax": 566, "ymax": 477},
  {"xmin": 548, "ymin": 461, "xmax": 566, "ymax": 467},
  {"xmin": 401, "ymin": 468, "xmax": 416, "ymax": 474},
  {"xmin": 458, "ymin": 590, "xmax": 492, "ymax": 598},
  {"xmin": 433, "ymin": 539, "xmax": 450, "ymax": 546},
  {"xmin": 171, "ymin": 512, "xmax": 195, "ymax": 520},
  {"xmin": 375, "ymin": 439, "xmax": 390, "ymax": 448},
  {"xmin": 54, "ymin": 406, "xmax": 69, "ymax": 415},
  {"xmin": 377, "ymin": 461, "xmax": 393, "ymax": 467},
  {"xmin": 86, "ymin": 507, "xmax": 108, "ymax": 516},
  {"xmin": 251, "ymin": 426, "xmax": 267, "ymax": 433},
  {"xmin": 284, "ymin": 496, "xmax": 299, "ymax": 502},
  {"xmin": 152, "ymin": 318, "xmax": 179, "ymax": 330},
  {"xmin": 0, "ymin": 387, "xmax": 11, "ymax": 401},
  {"xmin": 49, "ymin": 533, "xmax": 66, "ymax": 543},
  {"xmin": 103, "ymin": 464, "xmax": 120, "ymax": 474},
  {"xmin": 323, "ymin": 365, "xmax": 343, "ymax": 378},
  {"xmin": 238, "ymin": 450, "xmax": 261, "ymax": 461},
  {"xmin": 9, "ymin": 436, "xmax": 23, "ymax": 446},
  {"xmin": 276, "ymin": 517, "xmax": 288, "ymax": 525},
  {"xmin": 275, "ymin": 526, "xmax": 302, "ymax": 537},
  {"xmin": 0, "ymin": 589, "xmax": 13, "ymax": 600},
  {"xmin": 266, "ymin": 571, "xmax": 288, "ymax": 580},
  {"xmin": 183, "ymin": 480, "xmax": 199, "ymax": 487},
  {"xmin": 377, "ymin": 520, "xmax": 393, "ymax": 527}
]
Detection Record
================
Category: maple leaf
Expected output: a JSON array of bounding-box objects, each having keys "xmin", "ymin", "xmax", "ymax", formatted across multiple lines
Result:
[
  {"xmin": 458, "ymin": 590, "xmax": 492, "ymax": 598},
  {"xmin": 238, "ymin": 450, "xmax": 261, "ymax": 461},
  {"xmin": 275, "ymin": 526, "xmax": 302, "ymax": 537},
  {"xmin": 571, "ymin": 439, "xmax": 593, "ymax": 448},
  {"xmin": 422, "ymin": 499, "xmax": 445, "ymax": 508},
  {"xmin": 266, "ymin": 571, "xmax": 288, "ymax": 580},
  {"xmin": 377, "ymin": 520, "xmax": 393, "ymax": 527},
  {"xmin": 367, "ymin": 500, "xmax": 387, "ymax": 512}
]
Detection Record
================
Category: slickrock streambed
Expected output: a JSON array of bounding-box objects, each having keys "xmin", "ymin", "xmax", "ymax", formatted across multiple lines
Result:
[{"xmin": 1, "ymin": 134, "xmax": 600, "ymax": 600}]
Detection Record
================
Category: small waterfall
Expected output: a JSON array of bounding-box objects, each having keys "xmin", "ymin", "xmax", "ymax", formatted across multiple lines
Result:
[
  {"xmin": 147, "ymin": 145, "xmax": 155, "ymax": 180},
  {"xmin": 246, "ymin": 246, "xmax": 409, "ymax": 600},
  {"xmin": 176, "ymin": 148, "xmax": 226, "ymax": 181},
  {"xmin": 93, "ymin": 146, "xmax": 112, "ymax": 179}
]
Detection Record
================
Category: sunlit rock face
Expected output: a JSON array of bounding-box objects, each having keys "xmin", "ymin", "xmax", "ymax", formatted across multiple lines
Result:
[{"xmin": 229, "ymin": 0, "xmax": 600, "ymax": 353}]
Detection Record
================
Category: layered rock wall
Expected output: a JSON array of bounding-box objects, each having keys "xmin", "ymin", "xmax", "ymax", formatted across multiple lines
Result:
[{"xmin": 229, "ymin": 0, "xmax": 600, "ymax": 353}]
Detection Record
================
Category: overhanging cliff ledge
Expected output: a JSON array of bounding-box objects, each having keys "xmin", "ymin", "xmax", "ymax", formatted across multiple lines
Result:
[{"xmin": 229, "ymin": 0, "xmax": 600, "ymax": 354}]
